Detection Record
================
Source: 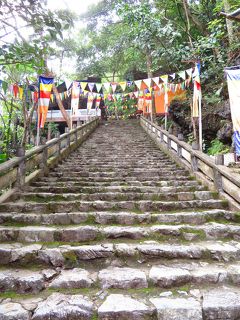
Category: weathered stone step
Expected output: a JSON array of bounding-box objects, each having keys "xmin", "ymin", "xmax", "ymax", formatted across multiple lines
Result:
[
  {"xmin": 0, "ymin": 199, "xmax": 227, "ymax": 213},
  {"xmin": 2, "ymin": 261, "xmax": 240, "ymax": 294},
  {"xmin": 48, "ymin": 169, "xmax": 189, "ymax": 178},
  {"xmin": 61, "ymin": 160, "xmax": 175, "ymax": 167},
  {"xmin": 0, "ymin": 222, "xmax": 239, "ymax": 243},
  {"xmin": 0, "ymin": 209, "xmax": 233, "ymax": 226},
  {"xmin": 2, "ymin": 287, "xmax": 240, "ymax": 320},
  {"xmin": 1, "ymin": 240, "xmax": 240, "ymax": 267},
  {"xmin": 32, "ymin": 180, "xmax": 201, "ymax": 188},
  {"xmin": 20, "ymin": 191, "xmax": 215, "ymax": 203},
  {"xmin": 24, "ymin": 185, "xmax": 206, "ymax": 194},
  {"xmin": 42, "ymin": 175, "xmax": 194, "ymax": 183},
  {"xmin": 64, "ymin": 159, "xmax": 173, "ymax": 166}
]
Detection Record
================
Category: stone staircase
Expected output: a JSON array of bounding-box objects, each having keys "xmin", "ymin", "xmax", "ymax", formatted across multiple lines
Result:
[{"xmin": 0, "ymin": 120, "xmax": 240, "ymax": 319}]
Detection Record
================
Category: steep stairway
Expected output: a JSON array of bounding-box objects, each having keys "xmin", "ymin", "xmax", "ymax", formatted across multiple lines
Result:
[{"xmin": 0, "ymin": 120, "xmax": 240, "ymax": 319}]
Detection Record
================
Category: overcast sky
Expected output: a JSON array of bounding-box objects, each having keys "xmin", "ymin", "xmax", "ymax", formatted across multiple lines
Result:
[
  {"xmin": 47, "ymin": 0, "xmax": 101, "ymax": 77},
  {"xmin": 47, "ymin": 0, "xmax": 100, "ymax": 15}
]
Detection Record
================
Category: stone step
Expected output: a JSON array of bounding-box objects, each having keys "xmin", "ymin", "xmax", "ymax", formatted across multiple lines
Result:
[
  {"xmin": 60, "ymin": 161, "xmax": 176, "ymax": 167},
  {"xmin": 2, "ymin": 261, "xmax": 240, "ymax": 294},
  {"xmin": 48, "ymin": 169, "xmax": 189, "ymax": 178},
  {"xmin": 32, "ymin": 180, "xmax": 201, "ymax": 188},
  {"xmin": 0, "ymin": 199, "xmax": 228, "ymax": 213},
  {"xmin": 0, "ymin": 209, "xmax": 234, "ymax": 226},
  {"xmin": 24, "ymin": 185, "xmax": 206, "ymax": 194},
  {"xmin": 40, "ymin": 175, "xmax": 195, "ymax": 183},
  {"xmin": 20, "ymin": 191, "xmax": 215, "ymax": 203},
  {"xmin": 0, "ymin": 222, "xmax": 239, "ymax": 243},
  {"xmin": 1, "ymin": 287, "xmax": 240, "ymax": 320},
  {"xmin": 1, "ymin": 240, "xmax": 240, "ymax": 267}
]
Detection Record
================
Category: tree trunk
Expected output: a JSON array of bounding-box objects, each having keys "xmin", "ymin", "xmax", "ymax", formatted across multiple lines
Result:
[
  {"xmin": 146, "ymin": 49, "xmax": 156, "ymax": 121},
  {"xmin": 52, "ymin": 84, "xmax": 71, "ymax": 129},
  {"xmin": 223, "ymin": 0, "xmax": 235, "ymax": 45}
]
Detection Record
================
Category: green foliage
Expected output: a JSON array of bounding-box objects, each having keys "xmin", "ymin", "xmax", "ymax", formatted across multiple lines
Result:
[
  {"xmin": 207, "ymin": 138, "xmax": 230, "ymax": 155},
  {"xmin": 106, "ymin": 97, "xmax": 138, "ymax": 119},
  {"xmin": 0, "ymin": 154, "xmax": 7, "ymax": 164}
]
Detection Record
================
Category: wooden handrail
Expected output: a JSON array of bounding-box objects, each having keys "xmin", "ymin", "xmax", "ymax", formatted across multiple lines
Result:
[
  {"xmin": 0, "ymin": 117, "xmax": 99, "ymax": 201},
  {"xmin": 140, "ymin": 116, "xmax": 240, "ymax": 205}
]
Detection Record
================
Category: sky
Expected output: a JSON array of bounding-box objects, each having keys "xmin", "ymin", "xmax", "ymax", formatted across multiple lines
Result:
[
  {"xmin": 47, "ymin": 0, "xmax": 101, "ymax": 77},
  {"xmin": 47, "ymin": 0, "xmax": 100, "ymax": 14}
]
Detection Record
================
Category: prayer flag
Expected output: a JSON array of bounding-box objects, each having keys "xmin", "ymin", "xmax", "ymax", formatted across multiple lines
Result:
[
  {"xmin": 103, "ymin": 82, "xmax": 111, "ymax": 92},
  {"xmin": 192, "ymin": 63, "xmax": 201, "ymax": 118},
  {"xmin": 143, "ymin": 78, "xmax": 152, "ymax": 88},
  {"xmin": 71, "ymin": 81, "xmax": 80, "ymax": 116},
  {"xmin": 38, "ymin": 76, "xmax": 54, "ymax": 128},
  {"xmin": 80, "ymin": 82, "xmax": 88, "ymax": 90},
  {"xmin": 135, "ymin": 80, "xmax": 142, "ymax": 90},
  {"xmin": 119, "ymin": 81, "xmax": 127, "ymax": 92},
  {"xmin": 225, "ymin": 67, "xmax": 240, "ymax": 155},
  {"xmin": 96, "ymin": 83, "xmax": 102, "ymax": 93}
]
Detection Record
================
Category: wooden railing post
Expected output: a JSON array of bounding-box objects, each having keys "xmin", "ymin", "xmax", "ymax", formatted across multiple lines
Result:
[
  {"xmin": 65, "ymin": 128, "xmax": 70, "ymax": 147},
  {"xmin": 167, "ymin": 136, "xmax": 171, "ymax": 149},
  {"xmin": 73, "ymin": 124, "xmax": 77, "ymax": 143},
  {"xmin": 55, "ymin": 132, "xmax": 61, "ymax": 158},
  {"xmin": 160, "ymin": 131, "xmax": 164, "ymax": 143},
  {"xmin": 214, "ymin": 155, "xmax": 224, "ymax": 191},
  {"xmin": 40, "ymin": 137, "xmax": 48, "ymax": 175},
  {"xmin": 191, "ymin": 153, "xmax": 198, "ymax": 172},
  {"xmin": 15, "ymin": 146, "xmax": 26, "ymax": 188},
  {"xmin": 213, "ymin": 168, "xmax": 223, "ymax": 191}
]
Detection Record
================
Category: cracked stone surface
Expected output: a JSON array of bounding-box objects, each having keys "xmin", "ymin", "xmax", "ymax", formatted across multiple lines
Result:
[
  {"xmin": 32, "ymin": 293, "xmax": 94, "ymax": 320},
  {"xmin": 0, "ymin": 302, "xmax": 30, "ymax": 320}
]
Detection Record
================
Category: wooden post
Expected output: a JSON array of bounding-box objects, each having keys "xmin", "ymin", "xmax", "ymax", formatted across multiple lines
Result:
[
  {"xmin": 15, "ymin": 146, "xmax": 26, "ymax": 188},
  {"xmin": 52, "ymin": 84, "xmax": 71, "ymax": 128},
  {"xmin": 65, "ymin": 128, "xmax": 70, "ymax": 147},
  {"xmin": 39, "ymin": 137, "xmax": 48, "ymax": 175},
  {"xmin": 55, "ymin": 132, "xmax": 61, "ymax": 158},
  {"xmin": 178, "ymin": 133, "xmax": 184, "ymax": 141},
  {"xmin": 213, "ymin": 168, "xmax": 223, "ymax": 191},
  {"xmin": 47, "ymin": 123, "xmax": 51, "ymax": 141},
  {"xmin": 191, "ymin": 154, "xmax": 198, "ymax": 172},
  {"xmin": 215, "ymin": 154, "xmax": 224, "ymax": 166}
]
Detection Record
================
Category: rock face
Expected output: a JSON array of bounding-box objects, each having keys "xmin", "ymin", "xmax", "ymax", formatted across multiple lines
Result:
[{"xmin": 0, "ymin": 120, "xmax": 238, "ymax": 318}]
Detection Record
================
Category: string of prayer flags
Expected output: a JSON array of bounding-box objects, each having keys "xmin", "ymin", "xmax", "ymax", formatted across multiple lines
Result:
[
  {"xmin": 88, "ymin": 83, "xmax": 95, "ymax": 92},
  {"xmin": 186, "ymin": 68, "xmax": 193, "ymax": 80},
  {"xmin": 178, "ymin": 71, "xmax": 186, "ymax": 80},
  {"xmin": 80, "ymin": 82, "xmax": 88, "ymax": 90},
  {"xmin": 143, "ymin": 78, "xmax": 152, "ymax": 89},
  {"xmin": 152, "ymin": 77, "xmax": 160, "ymax": 86},
  {"xmin": 160, "ymin": 75, "xmax": 168, "ymax": 84},
  {"xmin": 135, "ymin": 80, "xmax": 142, "ymax": 90},
  {"xmin": 111, "ymin": 83, "xmax": 118, "ymax": 93},
  {"xmin": 119, "ymin": 81, "xmax": 127, "ymax": 92},
  {"xmin": 103, "ymin": 82, "xmax": 111, "ymax": 93},
  {"xmin": 96, "ymin": 83, "xmax": 102, "ymax": 93},
  {"xmin": 38, "ymin": 76, "xmax": 54, "ymax": 128}
]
